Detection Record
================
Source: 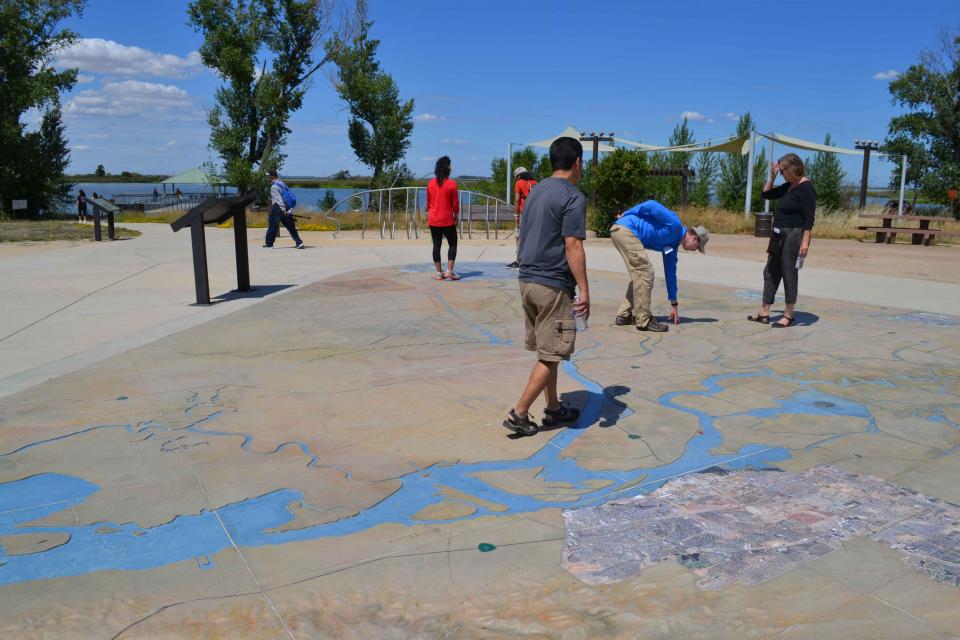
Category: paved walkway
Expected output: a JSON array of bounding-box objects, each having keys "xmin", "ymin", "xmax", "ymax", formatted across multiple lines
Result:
[{"xmin": 1, "ymin": 224, "xmax": 958, "ymax": 399}]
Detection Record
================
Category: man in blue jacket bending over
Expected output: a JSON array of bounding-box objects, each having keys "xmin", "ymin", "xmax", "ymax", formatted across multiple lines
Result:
[{"xmin": 610, "ymin": 200, "xmax": 709, "ymax": 332}]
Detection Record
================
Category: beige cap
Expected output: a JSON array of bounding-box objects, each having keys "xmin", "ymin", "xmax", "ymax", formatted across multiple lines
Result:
[
  {"xmin": 513, "ymin": 166, "xmax": 528, "ymax": 178},
  {"xmin": 692, "ymin": 225, "xmax": 710, "ymax": 253}
]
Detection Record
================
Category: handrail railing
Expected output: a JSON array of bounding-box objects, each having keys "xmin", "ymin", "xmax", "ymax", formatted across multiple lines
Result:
[{"xmin": 323, "ymin": 187, "xmax": 515, "ymax": 240}]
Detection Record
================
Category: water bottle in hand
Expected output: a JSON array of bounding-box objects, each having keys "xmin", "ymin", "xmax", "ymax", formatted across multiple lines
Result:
[
  {"xmin": 573, "ymin": 295, "xmax": 588, "ymax": 332},
  {"xmin": 795, "ymin": 255, "xmax": 805, "ymax": 270}
]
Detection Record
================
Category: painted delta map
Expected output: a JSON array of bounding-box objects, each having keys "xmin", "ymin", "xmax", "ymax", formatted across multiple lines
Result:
[{"xmin": 2, "ymin": 263, "xmax": 959, "ymax": 637}]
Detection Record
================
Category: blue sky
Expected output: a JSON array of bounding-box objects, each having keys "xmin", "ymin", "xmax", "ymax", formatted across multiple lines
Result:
[{"xmin": 52, "ymin": 0, "xmax": 956, "ymax": 186}]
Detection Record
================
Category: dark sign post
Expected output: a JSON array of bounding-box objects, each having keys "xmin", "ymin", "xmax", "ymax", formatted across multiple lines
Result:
[
  {"xmin": 90, "ymin": 198, "xmax": 120, "ymax": 241},
  {"xmin": 854, "ymin": 139, "xmax": 881, "ymax": 209},
  {"xmin": 171, "ymin": 195, "xmax": 255, "ymax": 305}
]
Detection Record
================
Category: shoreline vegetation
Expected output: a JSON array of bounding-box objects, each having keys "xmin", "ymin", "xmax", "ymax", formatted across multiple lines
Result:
[{"xmin": 111, "ymin": 204, "xmax": 957, "ymax": 244}]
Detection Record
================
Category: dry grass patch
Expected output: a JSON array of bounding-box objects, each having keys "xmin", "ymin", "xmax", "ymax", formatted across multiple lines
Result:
[{"xmin": 0, "ymin": 220, "xmax": 141, "ymax": 242}]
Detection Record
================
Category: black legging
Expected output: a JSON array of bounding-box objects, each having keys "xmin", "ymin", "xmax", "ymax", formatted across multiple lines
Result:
[{"xmin": 430, "ymin": 225, "xmax": 458, "ymax": 263}]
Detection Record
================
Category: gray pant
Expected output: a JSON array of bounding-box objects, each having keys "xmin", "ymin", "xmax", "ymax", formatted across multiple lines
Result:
[{"xmin": 763, "ymin": 227, "xmax": 803, "ymax": 305}]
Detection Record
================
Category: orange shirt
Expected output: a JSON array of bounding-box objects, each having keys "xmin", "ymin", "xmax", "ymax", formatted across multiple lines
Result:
[
  {"xmin": 426, "ymin": 177, "xmax": 460, "ymax": 226},
  {"xmin": 514, "ymin": 178, "xmax": 537, "ymax": 215}
]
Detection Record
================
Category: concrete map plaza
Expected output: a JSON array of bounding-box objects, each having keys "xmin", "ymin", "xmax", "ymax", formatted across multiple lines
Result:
[{"xmin": 1, "ymin": 226, "xmax": 959, "ymax": 638}]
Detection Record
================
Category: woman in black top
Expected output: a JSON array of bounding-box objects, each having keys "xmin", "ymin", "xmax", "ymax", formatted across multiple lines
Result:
[{"xmin": 748, "ymin": 153, "xmax": 815, "ymax": 327}]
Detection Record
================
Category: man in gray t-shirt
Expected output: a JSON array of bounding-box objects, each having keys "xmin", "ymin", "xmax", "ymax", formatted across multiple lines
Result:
[
  {"xmin": 518, "ymin": 177, "xmax": 587, "ymax": 294},
  {"xmin": 503, "ymin": 137, "xmax": 590, "ymax": 437}
]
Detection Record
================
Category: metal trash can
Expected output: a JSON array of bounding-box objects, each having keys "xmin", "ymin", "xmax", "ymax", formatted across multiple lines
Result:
[{"xmin": 754, "ymin": 213, "xmax": 772, "ymax": 238}]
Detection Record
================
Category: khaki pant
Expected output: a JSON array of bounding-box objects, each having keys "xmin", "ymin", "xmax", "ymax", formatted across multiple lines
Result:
[
  {"xmin": 520, "ymin": 282, "xmax": 576, "ymax": 362},
  {"xmin": 610, "ymin": 224, "xmax": 654, "ymax": 328}
]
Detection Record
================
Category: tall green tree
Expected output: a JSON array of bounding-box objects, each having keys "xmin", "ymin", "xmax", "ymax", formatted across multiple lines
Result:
[
  {"xmin": 717, "ymin": 113, "xmax": 766, "ymax": 212},
  {"xmin": 689, "ymin": 152, "xmax": 718, "ymax": 207},
  {"xmin": 648, "ymin": 119, "xmax": 695, "ymax": 206},
  {"xmin": 20, "ymin": 103, "xmax": 73, "ymax": 215},
  {"xmin": 327, "ymin": 0, "xmax": 414, "ymax": 189},
  {"xmin": 188, "ymin": 0, "xmax": 349, "ymax": 196},
  {"xmin": 884, "ymin": 29, "xmax": 960, "ymax": 203},
  {"xmin": 805, "ymin": 133, "xmax": 847, "ymax": 212},
  {"xmin": 0, "ymin": 0, "xmax": 84, "ymax": 218},
  {"xmin": 94, "ymin": 164, "xmax": 106, "ymax": 177},
  {"xmin": 883, "ymin": 136, "xmax": 930, "ymax": 207}
]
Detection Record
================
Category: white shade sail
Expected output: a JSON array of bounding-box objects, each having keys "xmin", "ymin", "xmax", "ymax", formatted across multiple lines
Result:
[
  {"xmin": 525, "ymin": 125, "xmax": 618, "ymax": 153},
  {"xmin": 760, "ymin": 133, "xmax": 864, "ymax": 156},
  {"xmin": 616, "ymin": 134, "xmax": 751, "ymax": 155}
]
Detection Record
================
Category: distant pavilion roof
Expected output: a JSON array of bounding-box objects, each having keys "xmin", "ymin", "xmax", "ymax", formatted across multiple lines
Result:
[{"xmin": 159, "ymin": 167, "xmax": 226, "ymax": 185}]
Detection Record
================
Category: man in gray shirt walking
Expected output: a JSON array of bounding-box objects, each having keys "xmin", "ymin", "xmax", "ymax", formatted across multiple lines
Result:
[{"xmin": 503, "ymin": 137, "xmax": 590, "ymax": 436}]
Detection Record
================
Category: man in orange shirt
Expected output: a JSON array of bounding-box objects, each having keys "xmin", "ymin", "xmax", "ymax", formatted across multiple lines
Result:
[{"xmin": 506, "ymin": 166, "xmax": 537, "ymax": 269}]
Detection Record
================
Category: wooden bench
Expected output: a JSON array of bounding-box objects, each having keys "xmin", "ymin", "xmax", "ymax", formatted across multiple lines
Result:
[{"xmin": 857, "ymin": 214, "xmax": 960, "ymax": 246}]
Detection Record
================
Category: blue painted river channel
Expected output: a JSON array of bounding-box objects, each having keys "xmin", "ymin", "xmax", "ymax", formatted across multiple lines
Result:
[{"xmin": 0, "ymin": 264, "xmax": 890, "ymax": 585}]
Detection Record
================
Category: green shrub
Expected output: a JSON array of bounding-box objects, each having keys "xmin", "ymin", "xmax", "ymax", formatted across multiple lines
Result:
[{"xmin": 590, "ymin": 149, "xmax": 648, "ymax": 237}]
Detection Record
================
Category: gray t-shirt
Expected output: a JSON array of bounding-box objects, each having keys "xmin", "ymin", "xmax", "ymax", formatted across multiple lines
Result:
[{"xmin": 517, "ymin": 177, "xmax": 587, "ymax": 294}]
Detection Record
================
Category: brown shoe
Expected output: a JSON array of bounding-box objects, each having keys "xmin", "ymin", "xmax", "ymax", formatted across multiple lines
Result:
[
  {"xmin": 638, "ymin": 320, "xmax": 669, "ymax": 332},
  {"xmin": 614, "ymin": 315, "xmax": 635, "ymax": 326}
]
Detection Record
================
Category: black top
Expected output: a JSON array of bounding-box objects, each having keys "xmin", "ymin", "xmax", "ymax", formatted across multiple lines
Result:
[{"xmin": 762, "ymin": 181, "xmax": 816, "ymax": 230}]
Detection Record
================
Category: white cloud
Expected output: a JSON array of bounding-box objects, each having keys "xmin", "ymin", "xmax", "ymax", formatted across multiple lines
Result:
[
  {"xmin": 154, "ymin": 140, "xmax": 178, "ymax": 152},
  {"xmin": 83, "ymin": 133, "xmax": 109, "ymax": 139},
  {"xmin": 440, "ymin": 138, "xmax": 469, "ymax": 145},
  {"xmin": 679, "ymin": 110, "xmax": 713, "ymax": 123},
  {"xmin": 421, "ymin": 156, "xmax": 436, "ymax": 161},
  {"xmin": 76, "ymin": 74, "xmax": 95, "ymax": 84},
  {"xmin": 873, "ymin": 69, "xmax": 900, "ymax": 80},
  {"xmin": 55, "ymin": 38, "xmax": 203, "ymax": 79},
  {"xmin": 721, "ymin": 112, "xmax": 739, "ymax": 121},
  {"xmin": 72, "ymin": 144, "xmax": 90, "ymax": 152},
  {"xmin": 414, "ymin": 113, "xmax": 446, "ymax": 123},
  {"xmin": 65, "ymin": 80, "xmax": 202, "ymax": 121}
]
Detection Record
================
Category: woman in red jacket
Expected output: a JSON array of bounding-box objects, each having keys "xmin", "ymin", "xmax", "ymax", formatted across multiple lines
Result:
[{"xmin": 426, "ymin": 156, "xmax": 460, "ymax": 280}]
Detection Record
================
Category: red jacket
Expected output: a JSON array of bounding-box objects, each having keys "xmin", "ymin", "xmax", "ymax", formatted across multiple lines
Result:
[{"xmin": 426, "ymin": 177, "xmax": 460, "ymax": 226}]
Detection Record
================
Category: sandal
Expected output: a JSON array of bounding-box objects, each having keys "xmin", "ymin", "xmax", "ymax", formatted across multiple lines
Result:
[
  {"xmin": 503, "ymin": 409, "xmax": 538, "ymax": 436},
  {"xmin": 435, "ymin": 271, "xmax": 445, "ymax": 281},
  {"xmin": 747, "ymin": 314, "xmax": 770, "ymax": 324},
  {"xmin": 771, "ymin": 316, "xmax": 794, "ymax": 328},
  {"xmin": 542, "ymin": 404, "xmax": 581, "ymax": 427},
  {"xmin": 445, "ymin": 271, "xmax": 460, "ymax": 280}
]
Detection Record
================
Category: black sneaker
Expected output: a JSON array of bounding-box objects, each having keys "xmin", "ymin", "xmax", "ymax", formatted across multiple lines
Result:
[
  {"xmin": 506, "ymin": 261, "xmax": 519, "ymax": 269},
  {"xmin": 503, "ymin": 409, "xmax": 538, "ymax": 436},
  {"xmin": 614, "ymin": 315, "xmax": 635, "ymax": 326},
  {"xmin": 638, "ymin": 320, "xmax": 669, "ymax": 332},
  {"xmin": 262, "ymin": 244, "xmax": 273, "ymax": 248},
  {"xmin": 542, "ymin": 404, "xmax": 581, "ymax": 427},
  {"xmin": 295, "ymin": 242, "xmax": 305, "ymax": 249}
]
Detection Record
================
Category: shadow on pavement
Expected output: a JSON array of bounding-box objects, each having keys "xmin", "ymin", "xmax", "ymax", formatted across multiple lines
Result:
[
  {"xmin": 209, "ymin": 284, "xmax": 296, "ymax": 303},
  {"xmin": 509, "ymin": 385, "xmax": 633, "ymax": 438}
]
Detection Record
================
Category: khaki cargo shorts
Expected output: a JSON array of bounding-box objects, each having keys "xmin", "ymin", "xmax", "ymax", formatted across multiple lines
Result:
[{"xmin": 520, "ymin": 282, "xmax": 576, "ymax": 362}]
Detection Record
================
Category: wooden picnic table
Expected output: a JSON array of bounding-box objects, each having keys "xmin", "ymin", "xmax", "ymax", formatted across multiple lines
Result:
[{"xmin": 857, "ymin": 213, "xmax": 960, "ymax": 246}]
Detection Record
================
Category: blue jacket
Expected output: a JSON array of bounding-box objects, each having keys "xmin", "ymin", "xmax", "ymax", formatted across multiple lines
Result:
[{"xmin": 613, "ymin": 200, "xmax": 686, "ymax": 301}]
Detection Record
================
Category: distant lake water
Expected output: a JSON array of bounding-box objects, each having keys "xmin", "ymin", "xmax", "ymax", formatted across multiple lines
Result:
[{"xmin": 67, "ymin": 182, "xmax": 390, "ymax": 213}]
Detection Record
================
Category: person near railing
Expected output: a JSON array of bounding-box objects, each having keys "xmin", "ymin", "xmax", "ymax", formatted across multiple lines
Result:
[
  {"xmin": 77, "ymin": 189, "xmax": 88, "ymax": 222},
  {"xmin": 262, "ymin": 169, "xmax": 305, "ymax": 249},
  {"xmin": 507, "ymin": 167, "xmax": 538, "ymax": 269},
  {"xmin": 426, "ymin": 156, "xmax": 460, "ymax": 279}
]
